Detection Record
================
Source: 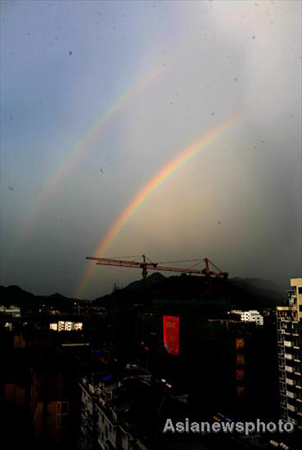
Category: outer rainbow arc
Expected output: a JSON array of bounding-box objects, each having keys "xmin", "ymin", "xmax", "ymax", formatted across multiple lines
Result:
[
  {"xmin": 12, "ymin": 54, "xmax": 179, "ymax": 254},
  {"xmin": 75, "ymin": 114, "xmax": 242, "ymax": 298},
  {"xmin": 12, "ymin": 41, "xmax": 195, "ymax": 258}
]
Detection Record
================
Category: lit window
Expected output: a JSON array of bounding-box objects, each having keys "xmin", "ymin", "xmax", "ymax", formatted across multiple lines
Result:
[
  {"xmin": 236, "ymin": 370, "xmax": 245, "ymax": 381},
  {"xmin": 236, "ymin": 354, "xmax": 245, "ymax": 366},
  {"xmin": 235, "ymin": 338, "xmax": 245, "ymax": 350},
  {"xmin": 236, "ymin": 386, "xmax": 245, "ymax": 396}
]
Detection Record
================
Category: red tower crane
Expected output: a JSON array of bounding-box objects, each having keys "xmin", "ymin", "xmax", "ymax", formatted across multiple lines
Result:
[{"xmin": 86, "ymin": 255, "xmax": 228, "ymax": 295}]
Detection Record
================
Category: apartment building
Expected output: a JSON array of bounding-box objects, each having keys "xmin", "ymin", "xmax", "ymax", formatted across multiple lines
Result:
[
  {"xmin": 49, "ymin": 320, "xmax": 83, "ymax": 331},
  {"xmin": 78, "ymin": 366, "xmax": 187, "ymax": 450},
  {"xmin": 230, "ymin": 310, "xmax": 264, "ymax": 326},
  {"xmin": 277, "ymin": 278, "xmax": 302, "ymax": 429}
]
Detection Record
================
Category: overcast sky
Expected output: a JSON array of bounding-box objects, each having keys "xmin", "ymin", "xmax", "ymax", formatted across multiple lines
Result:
[{"xmin": 1, "ymin": 0, "xmax": 301, "ymax": 299}]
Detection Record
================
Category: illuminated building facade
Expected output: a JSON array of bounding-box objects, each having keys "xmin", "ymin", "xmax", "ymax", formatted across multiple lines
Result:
[
  {"xmin": 235, "ymin": 337, "xmax": 246, "ymax": 398},
  {"xmin": 277, "ymin": 278, "xmax": 302, "ymax": 429},
  {"xmin": 230, "ymin": 310, "xmax": 264, "ymax": 326},
  {"xmin": 49, "ymin": 321, "xmax": 83, "ymax": 331},
  {"xmin": 0, "ymin": 305, "xmax": 21, "ymax": 317}
]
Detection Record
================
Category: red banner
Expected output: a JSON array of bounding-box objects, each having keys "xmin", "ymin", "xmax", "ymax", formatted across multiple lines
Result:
[{"xmin": 163, "ymin": 316, "xmax": 179, "ymax": 356}]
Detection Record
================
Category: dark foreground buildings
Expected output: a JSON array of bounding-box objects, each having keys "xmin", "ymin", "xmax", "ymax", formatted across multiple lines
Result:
[{"xmin": 1, "ymin": 276, "xmax": 302, "ymax": 449}]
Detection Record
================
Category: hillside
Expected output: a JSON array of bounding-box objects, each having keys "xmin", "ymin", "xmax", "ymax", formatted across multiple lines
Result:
[
  {"xmin": 1, "ymin": 274, "xmax": 287, "ymax": 311},
  {"xmin": 95, "ymin": 273, "xmax": 286, "ymax": 309}
]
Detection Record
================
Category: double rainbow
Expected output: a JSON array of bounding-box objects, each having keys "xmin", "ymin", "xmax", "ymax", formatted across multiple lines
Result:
[
  {"xmin": 13, "ymin": 49, "xmax": 182, "ymax": 253},
  {"xmin": 75, "ymin": 114, "xmax": 241, "ymax": 298}
]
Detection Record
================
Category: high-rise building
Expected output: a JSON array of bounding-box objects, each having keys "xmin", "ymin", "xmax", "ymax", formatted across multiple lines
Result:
[{"xmin": 277, "ymin": 278, "xmax": 302, "ymax": 429}]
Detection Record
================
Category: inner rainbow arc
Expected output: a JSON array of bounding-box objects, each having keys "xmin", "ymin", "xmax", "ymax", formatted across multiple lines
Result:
[{"xmin": 75, "ymin": 114, "xmax": 242, "ymax": 298}]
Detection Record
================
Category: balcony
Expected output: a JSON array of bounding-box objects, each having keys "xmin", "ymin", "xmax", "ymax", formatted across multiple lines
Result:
[
  {"xmin": 284, "ymin": 341, "xmax": 293, "ymax": 347},
  {"xmin": 285, "ymin": 366, "xmax": 294, "ymax": 373},
  {"xmin": 285, "ymin": 354, "xmax": 294, "ymax": 360},
  {"xmin": 287, "ymin": 404, "xmax": 297, "ymax": 412},
  {"xmin": 286, "ymin": 391, "xmax": 296, "ymax": 399},
  {"xmin": 288, "ymin": 416, "xmax": 298, "ymax": 425},
  {"xmin": 286, "ymin": 378, "xmax": 295, "ymax": 386},
  {"xmin": 88, "ymin": 384, "xmax": 95, "ymax": 394}
]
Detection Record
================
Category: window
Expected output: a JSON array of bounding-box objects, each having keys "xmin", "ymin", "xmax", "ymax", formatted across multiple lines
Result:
[
  {"xmin": 236, "ymin": 370, "xmax": 245, "ymax": 381},
  {"xmin": 61, "ymin": 415, "xmax": 69, "ymax": 427},
  {"xmin": 61, "ymin": 402, "xmax": 69, "ymax": 414},
  {"xmin": 235, "ymin": 338, "xmax": 245, "ymax": 350},
  {"xmin": 236, "ymin": 354, "xmax": 245, "ymax": 366},
  {"xmin": 57, "ymin": 401, "xmax": 69, "ymax": 415},
  {"xmin": 236, "ymin": 386, "xmax": 245, "ymax": 397}
]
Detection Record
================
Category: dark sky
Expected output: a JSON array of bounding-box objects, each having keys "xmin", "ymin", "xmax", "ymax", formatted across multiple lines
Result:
[{"xmin": 1, "ymin": 1, "xmax": 301, "ymax": 299}]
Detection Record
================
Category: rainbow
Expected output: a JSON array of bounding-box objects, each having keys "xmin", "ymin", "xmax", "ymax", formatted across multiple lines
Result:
[
  {"xmin": 75, "ymin": 114, "xmax": 241, "ymax": 298},
  {"xmin": 12, "ymin": 51, "xmax": 181, "ymax": 253}
]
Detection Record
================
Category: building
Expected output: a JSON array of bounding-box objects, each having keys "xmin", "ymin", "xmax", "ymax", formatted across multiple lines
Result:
[
  {"xmin": 49, "ymin": 320, "xmax": 83, "ymax": 332},
  {"xmin": 229, "ymin": 310, "xmax": 264, "ymax": 326},
  {"xmin": 0, "ymin": 304, "xmax": 21, "ymax": 318},
  {"xmin": 277, "ymin": 278, "xmax": 302, "ymax": 429},
  {"xmin": 135, "ymin": 302, "xmax": 278, "ymax": 421},
  {"xmin": 29, "ymin": 342, "xmax": 90, "ymax": 448},
  {"xmin": 30, "ymin": 351, "xmax": 75, "ymax": 443},
  {"xmin": 78, "ymin": 365, "xmax": 189, "ymax": 450},
  {"xmin": 78, "ymin": 367, "xmax": 150, "ymax": 450}
]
